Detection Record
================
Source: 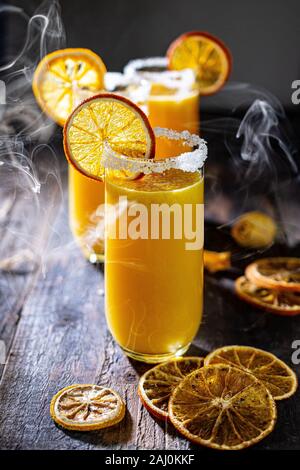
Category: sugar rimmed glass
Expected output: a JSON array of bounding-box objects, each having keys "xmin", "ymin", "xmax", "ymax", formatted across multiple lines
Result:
[{"xmin": 104, "ymin": 128, "xmax": 207, "ymax": 363}]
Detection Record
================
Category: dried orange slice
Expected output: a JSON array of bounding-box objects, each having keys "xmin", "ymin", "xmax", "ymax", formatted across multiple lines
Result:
[
  {"xmin": 32, "ymin": 48, "xmax": 106, "ymax": 126},
  {"xmin": 50, "ymin": 384, "xmax": 125, "ymax": 431},
  {"xmin": 138, "ymin": 357, "xmax": 203, "ymax": 420},
  {"xmin": 231, "ymin": 211, "xmax": 277, "ymax": 248},
  {"xmin": 235, "ymin": 276, "xmax": 300, "ymax": 317},
  {"xmin": 63, "ymin": 93, "xmax": 155, "ymax": 181},
  {"xmin": 246, "ymin": 257, "xmax": 300, "ymax": 292},
  {"xmin": 205, "ymin": 345, "xmax": 298, "ymax": 400},
  {"xmin": 203, "ymin": 250, "xmax": 231, "ymax": 273},
  {"xmin": 167, "ymin": 31, "xmax": 231, "ymax": 95},
  {"xmin": 169, "ymin": 364, "xmax": 276, "ymax": 450}
]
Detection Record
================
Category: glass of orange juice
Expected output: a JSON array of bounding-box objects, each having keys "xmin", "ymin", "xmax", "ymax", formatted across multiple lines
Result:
[
  {"xmin": 124, "ymin": 57, "xmax": 200, "ymax": 158},
  {"xmin": 68, "ymin": 63, "xmax": 200, "ymax": 263},
  {"xmin": 104, "ymin": 128, "xmax": 207, "ymax": 363}
]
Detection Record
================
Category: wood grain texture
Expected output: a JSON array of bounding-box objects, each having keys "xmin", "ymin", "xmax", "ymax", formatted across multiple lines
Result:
[
  {"xmin": 0, "ymin": 166, "xmax": 63, "ymax": 377},
  {"xmin": 0, "ymin": 159, "xmax": 299, "ymax": 450}
]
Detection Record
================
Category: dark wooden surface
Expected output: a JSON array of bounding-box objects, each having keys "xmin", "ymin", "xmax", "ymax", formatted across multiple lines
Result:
[{"xmin": 0, "ymin": 156, "xmax": 299, "ymax": 450}]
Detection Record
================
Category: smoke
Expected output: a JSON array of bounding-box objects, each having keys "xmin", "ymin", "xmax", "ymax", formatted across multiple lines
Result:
[
  {"xmin": 201, "ymin": 82, "xmax": 300, "ymax": 248},
  {"xmin": 0, "ymin": 0, "xmax": 65, "ymax": 140},
  {"xmin": 0, "ymin": 0, "xmax": 66, "ymax": 276},
  {"xmin": 236, "ymin": 97, "xmax": 298, "ymax": 179}
]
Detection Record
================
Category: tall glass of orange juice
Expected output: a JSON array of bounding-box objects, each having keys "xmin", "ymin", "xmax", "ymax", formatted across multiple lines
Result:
[
  {"xmin": 104, "ymin": 129, "xmax": 207, "ymax": 363},
  {"xmin": 124, "ymin": 58, "xmax": 200, "ymax": 158},
  {"xmin": 67, "ymin": 73, "xmax": 128, "ymax": 263}
]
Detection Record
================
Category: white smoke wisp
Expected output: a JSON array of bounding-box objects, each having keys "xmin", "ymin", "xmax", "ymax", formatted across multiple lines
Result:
[
  {"xmin": 237, "ymin": 98, "xmax": 298, "ymax": 179},
  {"xmin": 0, "ymin": 0, "xmax": 67, "ymax": 277},
  {"xmin": 234, "ymin": 97, "xmax": 300, "ymax": 246},
  {"xmin": 0, "ymin": 0, "xmax": 66, "ymax": 142},
  {"xmin": 201, "ymin": 82, "xmax": 300, "ymax": 247}
]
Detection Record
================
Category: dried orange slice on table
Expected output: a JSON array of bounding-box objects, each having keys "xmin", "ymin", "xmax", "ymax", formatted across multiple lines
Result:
[
  {"xmin": 32, "ymin": 48, "xmax": 106, "ymax": 126},
  {"xmin": 167, "ymin": 31, "xmax": 232, "ymax": 95},
  {"xmin": 246, "ymin": 257, "xmax": 300, "ymax": 292},
  {"xmin": 231, "ymin": 211, "xmax": 277, "ymax": 248},
  {"xmin": 235, "ymin": 276, "xmax": 300, "ymax": 316},
  {"xmin": 138, "ymin": 357, "xmax": 203, "ymax": 420},
  {"xmin": 205, "ymin": 345, "xmax": 298, "ymax": 400},
  {"xmin": 50, "ymin": 384, "xmax": 125, "ymax": 431},
  {"xmin": 63, "ymin": 93, "xmax": 155, "ymax": 181},
  {"xmin": 169, "ymin": 364, "xmax": 276, "ymax": 450}
]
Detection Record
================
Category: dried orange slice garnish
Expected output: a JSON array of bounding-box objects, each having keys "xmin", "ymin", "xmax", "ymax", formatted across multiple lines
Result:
[
  {"xmin": 50, "ymin": 384, "xmax": 125, "ymax": 431},
  {"xmin": 63, "ymin": 93, "xmax": 155, "ymax": 181},
  {"xmin": 205, "ymin": 345, "xmax": 298, "ymax": 400},
  {"xmin": 32, "ymin": 48, "xmax": 106, "ymax": 126},
  {"xmin": 167, "ymin": 31, "xmax": 231, "ymax": 95},
  {"xmin": 231, "ymin": 211, "xmax": 277, "ymax": 248},
  {"xmin": 246, "ymin": 257, "xmax": 300, "ymax": 292},
  {"xmin": 235, "ymin": 275, "xmax": 300, "ymax": 317},
  {"xmin": 138, "ymin": 357, "xmax": 203, "ymax": 420},
  {"xmin": 203, "ymin": 250, "xmax": 231, "ymax": 273},
  {"xmin": 169, "ymin": 364, "xmax": 276, "ymax": 450}
]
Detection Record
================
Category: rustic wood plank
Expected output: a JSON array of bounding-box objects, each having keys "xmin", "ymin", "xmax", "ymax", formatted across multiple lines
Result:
[{"xmin": 0, "ymin": 162, "xmax": 63, "ymax": 377}]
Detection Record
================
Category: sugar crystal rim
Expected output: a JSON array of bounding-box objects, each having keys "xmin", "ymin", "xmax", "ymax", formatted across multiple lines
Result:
[
  {"xmin": 124, "ymin": 57, "xmax": 168, "ymax": 77},
  {"xmin": 123, "ymin": 57, "xmax": 196, "ymax": 91},
  {"xmin": 102, "ymin": 127, "xmax": 207, "ymax": 175}
]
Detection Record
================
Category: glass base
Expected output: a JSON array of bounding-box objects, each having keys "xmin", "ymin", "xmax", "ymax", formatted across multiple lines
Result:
[{"xmin": 120, "ymin": 343, "xmax": 191, "ymax": 364}]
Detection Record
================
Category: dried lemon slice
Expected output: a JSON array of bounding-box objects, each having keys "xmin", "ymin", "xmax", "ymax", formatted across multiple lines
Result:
[
  {"xmin": 50, "ymin": 384, "xmax": 125, "ymax": 431},
  {"xmin": 235, "ymin": 276, "xmax": 300, "ymax": 317},
  {"xmin": 32, "ymin": 48, "xmax": 106, "ymax": 126},
  {"xmin": 246, "ymin": 257, "xmax": 300, "ymax": 292},
  {"xmin": 231, "ymin": 211, "xmax": 277, "ymax": 248},
  {"xmin": 169, "ymin": 364, "xmax": 277, "ymax": 450},
  {"xmin": 63, "ymin": 93, "xmax": 155, "ymax": 181},
  {"xmin": 205, "ymin": 345, "xmax": 298, "ymax": 400},
  {"xmin": 138, "ymin": 357, "xmax": 203, "ymax": 420}
]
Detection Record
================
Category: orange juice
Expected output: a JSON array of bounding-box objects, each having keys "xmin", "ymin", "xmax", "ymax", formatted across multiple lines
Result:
[
  {"xmin": 124, "ymin": 58, "xmax": 200, "ymax": 158},
  {"xmin": 68, "ymin": 166, "xmax": 105, "ymax": 262},
  {"xmin": 105, "ymin": 169, "xmax": 204, "ymax": 363},
  {"xmin": 148, "ymin": 86, "xmax": 200, "ymax": 158}
]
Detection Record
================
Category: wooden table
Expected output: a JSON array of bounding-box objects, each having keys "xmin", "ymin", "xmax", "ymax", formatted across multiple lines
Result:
[{"xmin": 0, "ymin": 154, "xmax": 299, "ymax": 451}]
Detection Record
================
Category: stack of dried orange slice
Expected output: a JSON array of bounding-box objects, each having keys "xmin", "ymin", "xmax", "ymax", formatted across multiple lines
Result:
[
  {"xmin": 138, "ymin": 346, "xmax": 297, "ymax": 450},
  {"xmin": 235, "ymin": 257, "xmax": 300, "ymax": 316}
]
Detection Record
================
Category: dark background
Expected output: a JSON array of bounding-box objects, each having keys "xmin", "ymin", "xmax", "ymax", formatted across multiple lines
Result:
[{"xmin": 2, "ymin": 0, "xmax": 300, "ymax": 113}]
